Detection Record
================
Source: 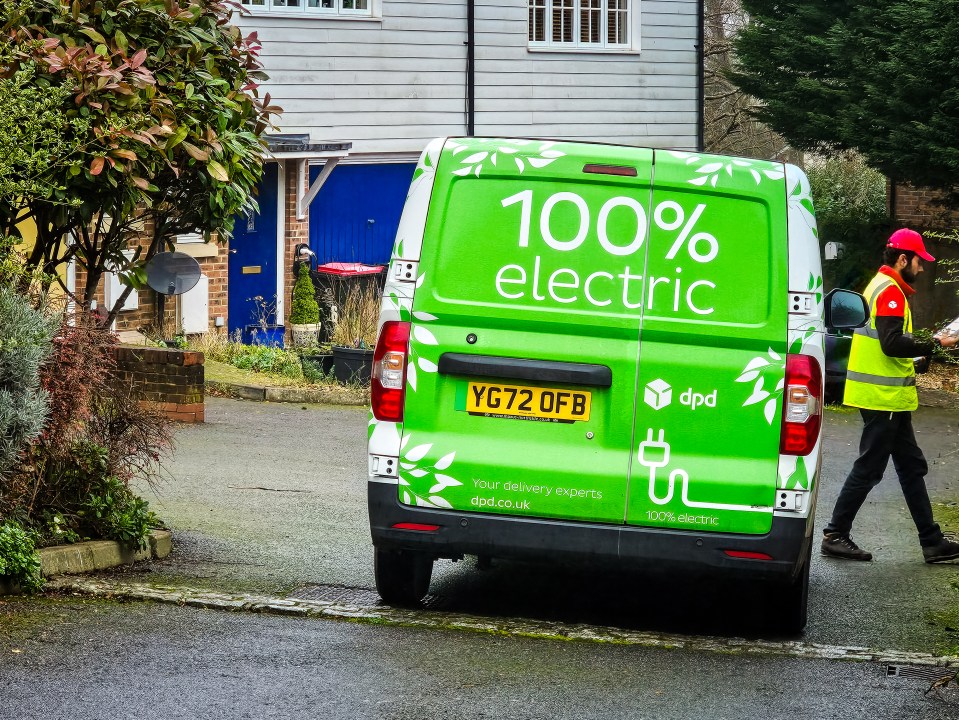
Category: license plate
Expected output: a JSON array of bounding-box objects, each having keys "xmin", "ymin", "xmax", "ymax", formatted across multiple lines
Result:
[{"xmin": 465, "ymin": 381, "xmax": 591, "ymax": 423}]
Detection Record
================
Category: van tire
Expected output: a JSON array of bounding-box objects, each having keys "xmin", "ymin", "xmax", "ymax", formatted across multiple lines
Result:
[
  {"xmin": 775, "ymin": 547, "xmax": 810, "ymax": 634},
  {"xmin": 374, "ymin": 548, "xmax": 433, "ymax": 606}
]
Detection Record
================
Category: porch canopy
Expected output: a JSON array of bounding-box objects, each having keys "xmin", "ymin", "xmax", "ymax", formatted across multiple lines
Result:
[{"xmin": 264, "ymin": 134, "xmax": 352, "ymax": 219}]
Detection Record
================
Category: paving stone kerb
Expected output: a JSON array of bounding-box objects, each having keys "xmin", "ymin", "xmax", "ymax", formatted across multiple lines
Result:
[
  {"xmin": 207, "ymin": 379, "xmax": 368, "ymax": 405},
  {"xmin": 0, "ymin": 530, "xmax": 172, "ymax": 595}
]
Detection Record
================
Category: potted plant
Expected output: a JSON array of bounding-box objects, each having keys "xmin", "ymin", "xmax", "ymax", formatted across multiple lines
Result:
[
  {"xmin": 331, "ymin": 282, "xmax": 380, "ymax": 385},
  {"xmin": 289, "ymin": 264, "xmax": 321, "ymax": 348}
]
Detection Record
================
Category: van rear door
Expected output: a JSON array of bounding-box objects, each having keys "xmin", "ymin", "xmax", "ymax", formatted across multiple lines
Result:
[
  {"xmin": 397, "ymin": 139, "xmax": 652, "ymax": 524},
  {"xmin": 625, "ymin": 151, "xmax": 789, "ymax": 535}
]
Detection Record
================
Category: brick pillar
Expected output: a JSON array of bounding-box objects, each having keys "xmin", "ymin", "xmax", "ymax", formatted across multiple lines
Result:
[{"xmin": 283, "ymin": 159, "xmax": 312, "ymax": 327}]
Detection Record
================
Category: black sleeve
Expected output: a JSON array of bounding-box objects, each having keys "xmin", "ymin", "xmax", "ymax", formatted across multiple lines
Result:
[{"xmin": 875, "ymin": 316, "xmax": 935, "ymax": 358}]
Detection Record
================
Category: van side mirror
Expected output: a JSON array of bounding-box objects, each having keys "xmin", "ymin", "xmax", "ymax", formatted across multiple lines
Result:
[{"xmin": 824, "ymin": 288, "xmax": 869, "ymax": 331}]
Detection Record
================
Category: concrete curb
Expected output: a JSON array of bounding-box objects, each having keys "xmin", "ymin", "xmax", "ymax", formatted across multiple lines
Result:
[
  {"xmin": 46, "ymin": 577, "xmax": 959, "ymax": 670},
  {"xmin": 0, "ymin": 530, "xmax": 172, "ymax": 596},
  {"xmin": 207, "ymin": 379, "xmax": 368, "ymax": 405}
]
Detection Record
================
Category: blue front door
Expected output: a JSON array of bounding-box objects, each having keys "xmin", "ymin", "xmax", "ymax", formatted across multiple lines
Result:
[
  {"xmin": 229, "ymin": 163, "xmax": 279, "ymax": 339},
  {"xmin": 308, "ymin": 163, "xmax": 415, "ymax": 264}
]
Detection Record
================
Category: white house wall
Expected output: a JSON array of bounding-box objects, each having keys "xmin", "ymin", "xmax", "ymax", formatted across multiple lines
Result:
[{"xmin": 236, "ymin": 0, "xmax": 699, "ymax": 155}]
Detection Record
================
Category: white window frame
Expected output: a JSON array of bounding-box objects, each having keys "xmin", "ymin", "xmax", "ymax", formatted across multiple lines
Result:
[
  {"xmin": 528, "ymin": 0, "xmax": 638, "ymax": 53},
  {"xmin": 236, "ymin": 0, "xmax": 379, "ymax": 18}
]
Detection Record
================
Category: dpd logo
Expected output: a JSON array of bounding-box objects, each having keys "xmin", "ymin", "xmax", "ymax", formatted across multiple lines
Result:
[
  {"xmin": 644, "ymin": 379, "xmax": 718, "ymax": 411},
  {"xmin": 644, "ymin": 379, "xmax": 672, "ymax": 410}
]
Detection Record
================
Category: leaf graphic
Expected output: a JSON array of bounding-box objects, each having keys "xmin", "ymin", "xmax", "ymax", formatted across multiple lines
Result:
[
  {"xmin": 400, "ymin": 434, "xmax": 411, "ymax": 449},
  {"xmin": 434, "ymin": 452, "xmax": 456, "ymax": 470},
  {"xmin": 415, "ymin": 496, "xmax": 437, "ymax": 508},
  {"xmin": 428, "ymin": 496, "xmax": 453, "ymax": 509},
  {"xmin": 515, "ymin": 158, "xmax": 525, "ymax": 172},
  {"xmin": 463, "ymin": 152, "xmax": 489, "ymax": 164},
  {"xmin": 764, "ymin": 170, "xmax": 785, "ymax": 181},
  {"xmin": 736, "ymin": 370, "xmax": 760, "ymax": 383},
  {"xmin": 697, "ymin": 162, "xmax": 724, "ymax": 174},
  {"xmin": 541, "ymin": 150, "xmax": 565, "ymax": 158},
  {"xmin": 416, "ymin": 272, "xmax": 426, "ymax": 288},
  {"xmin": 407, "ymin": 361, "xmax": 417, "ymax": 392},
  {"xmin": 733, "ymin": 160, "xmax": 752, "ymax": 167},
  {"xmin": 750, "ymin": 169, "xmax": 761, "ymax": 184},
  {"xmin": 434, "ymin": 473, "xmax": 462, "ymax": 489},
  {"xmin": 412, "ymin": 311, "xmax": 437, "ymax": 321},
  {"xmin": 764, "ymin": 397, "xmax": 778, "ymax": 424},
  {"xmin": 402, "ymin": 491, "xmax": 412, "ymax": 504},
  {"xmin": 405, "ymin": 443, "xmax": 432, "ymax": 462},
  {"xmin": 775, "ymin": 378, "xmax": 785, "ymax": 392},
  {"xmin": 398, "ymin": 477, "xmax": 410, "ymax": 486},
  {"xmin": 528, "ymin": 157, "xmax": 555, "ymax": 169},
  {"xmin": 418, "ymin": 357, "xmax": 438, "ymax": 373},
  {"xmin": 413, "ymin": 325, "xmax": 438, "ymax": 345},
  {"xmin": 409, "ymin": 468, "xmax": 428, "ymax": 478},
  {"xmin": 499, "ymin": 146, "xmax": 519, "ymax": 154},
  {"xmin": 808, "ymin": 273, "xmax": 815, "ymax": 291},
  {"xmin": 452, "ymin": 167, "xmax": 472, "ymax": 177},
  {"xmin": 474, "ymin": 165, "xmax": 481, "ymax": 177},
  {"xmin": 768, "ymin": 348, "xmax": 782, "ymax": 361},
  {"xmin": 689, "ymin": 176, "xmax": 709, "ymax": 186},
  {"xmin": 710, "ymin": 175, "xmax": 719, "ymax": 188},
  {"xmin": 400, "ymin": 462, "xmax": 416, "ymax": 470},
  {"xmin": 725, "ymin": 163, "xmax": 733, "ymax": 176},
  {"xmin": 744, "ymin": 378, "xmax": 770, "ymax": 406},
  {"xmin": 788, "ymin": 336, "xmax": 802, "ymax": 354},
  {"xmin": 491, "ymin": 153, "xmax": 498, "ymax": 166},
  {"xmin": 741, "ymin": 357, "xmax": 770, "ymax": 374}
]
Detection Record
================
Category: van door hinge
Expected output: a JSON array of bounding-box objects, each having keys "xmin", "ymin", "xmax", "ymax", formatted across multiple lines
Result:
[
  {"xmin": 775, "ymin": 489, "xmax": 805, "ymax": 512},
  {"xmin": 788, "ymin": 292, "xmax": 816, "ymax": 316},
  {"xmin": 369, "ymin": 454, "xmax": 399, "ymax": 478},
  {"xmin": 393, "ymin": 261, "xmax": 418, "ymax": 283}
]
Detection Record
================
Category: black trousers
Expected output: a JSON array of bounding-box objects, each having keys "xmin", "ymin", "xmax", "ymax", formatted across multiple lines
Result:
[{"xmin": 825, "ymin": 409, "xmax": 942, "ymax": 547}]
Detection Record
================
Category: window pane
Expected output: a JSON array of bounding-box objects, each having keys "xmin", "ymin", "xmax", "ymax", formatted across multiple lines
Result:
[
  {"xmin": 529, "ymin": 0, "xmax": 546, "ymax": 42},
  {"xmin": 240, "ymin": 0, "xmax": 266, "ymax": 6},
  {"xmin": 580, "ymin": 0, "xmax": 601, "ymax": 43},
  {"xmin": 607, "ymin": 0, "xmax": 628, "ymax": 44},
  {"xmin": 552, "ymin": 0, "xmax": 574, "ymax": 43}
]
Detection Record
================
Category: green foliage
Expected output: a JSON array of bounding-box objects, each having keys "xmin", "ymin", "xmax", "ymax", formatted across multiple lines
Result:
[
  {"xmin": 231, "ymin": 345, "xmax": 303, "ymax": 379},
  {"xmin": 289, "ymin": 264, "xmax": 320, "ymax": 325},
  {"xmin": 81, "ymin": 473, "xmax": 157, "ymax": 551},
  {"xmin": 0, "ymin": 0, "xmax": 280, "ymax": 319},
  {"xmin": 807, "ymin": 153, "xmax": 892, "ymax": 291},
  {"xmin": 733, "ymin": 0, "xmax": 959, "ymax": 196},
  {"xmin": 0, "ymin": 521, "xmax": 44, "ymax": 593},
  {"xmin": 0, "ymin": 283, "xmax": 58, "ymax": 478}
]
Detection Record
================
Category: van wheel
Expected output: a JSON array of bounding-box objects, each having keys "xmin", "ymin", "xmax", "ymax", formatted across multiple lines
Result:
[
  {"xmin": 374, "ymin": 548, "xmax": 433, "ymax": 606},
  {"xmin": 774, "ymin": 548, "xmax": 810, "ymax": 634}
]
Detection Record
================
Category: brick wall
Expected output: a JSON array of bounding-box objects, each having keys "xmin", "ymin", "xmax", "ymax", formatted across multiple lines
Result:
[
  {"xmin": 74, "ymin": 239, "xmax": 230, "ymax": 338},
  {"xmin": 112, "ymin": 345, "xmax": 205, "ymax": 423},
  {"xmin": 283, "ymin": 159, "xmax": 311, "ymax": 332},
  {"xmin": 890, "ymin": 181, "xmax": 959, "ymax": 327}
]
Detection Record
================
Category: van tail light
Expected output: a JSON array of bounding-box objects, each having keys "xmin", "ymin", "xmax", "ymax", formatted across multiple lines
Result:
[
  {"xmin": 372, "ymin": 321, "xmax": 411, "ymax": 422},
  {"xmin": 780, "ymin": 354, "xmax": 822, "ymax": 456}
]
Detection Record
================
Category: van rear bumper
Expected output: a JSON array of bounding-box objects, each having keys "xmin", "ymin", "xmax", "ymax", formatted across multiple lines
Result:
[{"xmin": 369, "ymin": 482, "xmax": 811, "ymax": 581}]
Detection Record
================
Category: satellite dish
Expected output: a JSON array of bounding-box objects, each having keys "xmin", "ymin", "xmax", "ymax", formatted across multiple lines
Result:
[{"xmin": 146, "ymin": 251, "xmax": 202, "ymax": 296}]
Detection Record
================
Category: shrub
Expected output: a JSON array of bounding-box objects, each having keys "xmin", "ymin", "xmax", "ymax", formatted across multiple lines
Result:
[
  {"xmin": 81, "ymin": 472, "xmax": 158, "ymax": 552},
  {"xmin": 0, "ymin": 521, "xmax": 44, "ymax": 594},
  {"xmin": 0, "ymin": 283, "xmax": 58, "ymax": 479},
  {"xmin": 231, "ymin": 344, "xmax": 303, "ymax": 378},
  {"xmin": 807, "ymin": 152, "xmax": 891, "ymax": 291},
  {"xmin": 2, "ymin": 311, "xmax": 173, "ymax": 551},
  {"xmin": 289, "ymin": 263, "xmax": 320, "ymax": 325},
  {"xmin": 331, "ymin": 283, "xmax": 380, "ymax": 349}
]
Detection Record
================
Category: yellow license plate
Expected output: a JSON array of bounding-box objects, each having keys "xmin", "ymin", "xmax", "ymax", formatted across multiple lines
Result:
[{"xmin": 466, "ymin": 382, "xmax": 591, "ymax": 423}]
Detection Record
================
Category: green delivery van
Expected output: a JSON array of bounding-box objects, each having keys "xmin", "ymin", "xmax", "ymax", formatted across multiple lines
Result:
[{"xmin": 367, "ymin": 138, "xmax": 867, "ymax": 632}]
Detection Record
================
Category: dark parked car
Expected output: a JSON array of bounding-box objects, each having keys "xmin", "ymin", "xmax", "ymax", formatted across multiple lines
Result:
[{"xmin": 824, "ymin": 330, "xmax": 852, "ymax": 405}]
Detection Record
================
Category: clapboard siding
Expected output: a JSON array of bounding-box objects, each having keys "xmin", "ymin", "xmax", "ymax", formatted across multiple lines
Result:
[{"xmin": 237, "ymin": 0, "xmax": 698, "ymax": 155}]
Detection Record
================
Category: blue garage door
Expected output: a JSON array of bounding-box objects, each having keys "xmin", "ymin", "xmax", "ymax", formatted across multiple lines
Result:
[
  {"xmin": 308, "ymin": 163, "xmax": 416, "ymax": 265},
  {"xmin": 229, "ymin": 163, "xmax": 278, "ymax": 337}
]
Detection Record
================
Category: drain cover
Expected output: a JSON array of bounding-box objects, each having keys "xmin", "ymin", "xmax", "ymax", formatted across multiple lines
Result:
[
  {"xmin": 287, "ymin": 585, "xmax": 382, "ymax": 605},
  {"xmin": 286, "ymin": 584, "xmax": 448, "ymax": 609},
  {"xmin": 886, "ymin": 664, "xmax": 957, "ymax": 683}
]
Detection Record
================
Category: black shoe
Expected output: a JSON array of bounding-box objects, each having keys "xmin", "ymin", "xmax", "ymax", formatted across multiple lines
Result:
[
  {"xmin": 821, "ymin": 533, "xmax": 873, "ymax": 561},
  {"xmin": 923, "ymin": 534, "xmax": 959, "ymax": 563}
]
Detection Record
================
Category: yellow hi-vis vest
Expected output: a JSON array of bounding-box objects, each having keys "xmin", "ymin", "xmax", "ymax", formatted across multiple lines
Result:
[{"xmin": 843, "ymin": 272, "xmax": 917, "ymax": 411}]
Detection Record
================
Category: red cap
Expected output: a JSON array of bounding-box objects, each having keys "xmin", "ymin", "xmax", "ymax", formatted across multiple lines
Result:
[{"xmin": 887, "ymin": 228, "xmax": 935, "ymax": 262}]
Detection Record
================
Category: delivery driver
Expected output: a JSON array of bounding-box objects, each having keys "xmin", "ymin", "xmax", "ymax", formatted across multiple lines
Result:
[{"xmin": 822, "ymin": 228, "xmax": 959, "ymax": 563}]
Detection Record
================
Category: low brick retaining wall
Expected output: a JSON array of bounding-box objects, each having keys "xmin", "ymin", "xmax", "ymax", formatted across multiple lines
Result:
[{"xmin": 112, "ymin": 345, "xmax": 205, "ymax": 423}]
